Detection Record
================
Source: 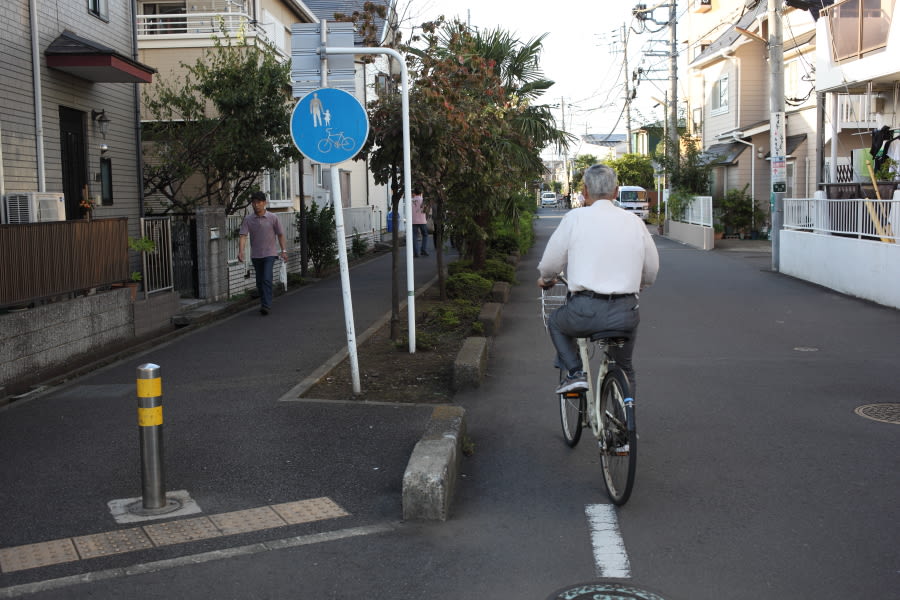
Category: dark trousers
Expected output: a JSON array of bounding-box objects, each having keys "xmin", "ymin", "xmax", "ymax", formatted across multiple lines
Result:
[
  {"xmin": 548, "ymin": 293, "xmax": 641, "ymax": 394},
  {"xmin": 251, "ymin": 256, "xmax": 276, "ymax": 309}
]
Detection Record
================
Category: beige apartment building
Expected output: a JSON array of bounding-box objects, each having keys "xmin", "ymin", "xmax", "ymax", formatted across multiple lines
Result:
[
  {"xmin": 683, "ymin": 0, "xmax": 898, "ymax": 220},
  {"xmin": 684, "ymin": 0, "xmax": 818, "ymax": 229}
]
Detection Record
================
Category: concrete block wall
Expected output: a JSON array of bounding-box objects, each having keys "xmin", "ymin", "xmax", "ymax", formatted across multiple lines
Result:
[{"xmin": 0, "ymin": 288, "xmax": 133, "ymax": 390}]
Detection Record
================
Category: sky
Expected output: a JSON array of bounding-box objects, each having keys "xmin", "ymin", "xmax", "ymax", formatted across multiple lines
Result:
[{"xmin": 398, "ymin": 0, "xmax": 678, "ymax": 158}]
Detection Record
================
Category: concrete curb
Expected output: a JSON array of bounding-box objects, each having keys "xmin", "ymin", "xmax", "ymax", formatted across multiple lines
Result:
[
  {"xmin": 401, "ymin": 405, "xmax": 467, "ymax": 521},
  {"xmin": 451, "ymin": 336, "xmax": 489, "ymax": 392}
]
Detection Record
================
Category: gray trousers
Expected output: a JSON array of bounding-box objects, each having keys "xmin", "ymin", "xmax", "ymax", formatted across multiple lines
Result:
[{"xmin": 548, "ymin": 293, "xmax": 640, "ymax": 394}]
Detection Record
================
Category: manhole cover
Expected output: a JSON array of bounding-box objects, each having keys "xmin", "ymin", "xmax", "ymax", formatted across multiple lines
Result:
[
  {"xmin": 547, "ymin": 582, "xmax": 670, "ymax": 600},
  {"xmin": 854, "ymin": 403, "xmax": 900, "ymax": 424}
]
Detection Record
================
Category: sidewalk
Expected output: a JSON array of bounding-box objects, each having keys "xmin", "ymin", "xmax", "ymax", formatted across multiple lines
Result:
[
  {"xmin": 712, "ymin": 237, "xmax": 772, "ymax": 253},
  {"xmin": 0, "ymin": 247, "xmax": 443, "ymax": 587}
]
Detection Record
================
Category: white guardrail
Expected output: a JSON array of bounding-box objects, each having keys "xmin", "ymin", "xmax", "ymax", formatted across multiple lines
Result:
[{"xmin": 784, "ymin": 196, "xmax": 899, "ymax": 243}]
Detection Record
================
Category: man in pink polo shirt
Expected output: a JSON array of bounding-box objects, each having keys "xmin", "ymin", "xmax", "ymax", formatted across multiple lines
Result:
[{"xmin": 238, "ymin": 191, "xmax": 288, "ymax": 315}]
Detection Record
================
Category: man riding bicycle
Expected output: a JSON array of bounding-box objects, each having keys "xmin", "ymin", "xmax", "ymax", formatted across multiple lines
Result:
[{"xmin": 537, "ymin": 163, "xmax": 659, "ymax": 395}]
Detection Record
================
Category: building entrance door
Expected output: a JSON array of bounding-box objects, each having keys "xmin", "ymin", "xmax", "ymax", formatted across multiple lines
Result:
[{"xmin": 59, "ymin": 107, "xmax": 88, "ymax": 220}]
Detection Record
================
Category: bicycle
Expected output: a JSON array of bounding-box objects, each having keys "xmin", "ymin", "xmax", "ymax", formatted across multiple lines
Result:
[
  {"xmin": 316, "ymin": 128, "xmax": 355, "ymax": 154},
  {"xmin": 541, "ymin": 277, "xmax": 638, "ymax": 505}
]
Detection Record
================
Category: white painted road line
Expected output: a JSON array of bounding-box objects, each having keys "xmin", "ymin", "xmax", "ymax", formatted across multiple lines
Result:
[{"xmin": 585, "ymin": 504, "xmax": 631, "ymax": 578}]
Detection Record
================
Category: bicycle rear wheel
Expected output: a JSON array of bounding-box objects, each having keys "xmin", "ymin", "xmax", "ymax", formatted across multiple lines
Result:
[
  {"xmin": 597, "ymin": 366, "xmax": 636, "ymax": 505},
  {"xmin": 559, "ymin": 369, "xmax": 584, "ymax": 446}
]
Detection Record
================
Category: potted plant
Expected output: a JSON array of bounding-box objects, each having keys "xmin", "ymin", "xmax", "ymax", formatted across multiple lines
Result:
[
  {"xmin": 713, "ymin": 223, "xmax": 724, "ymax": 240},
  {"xmin": 123, "ymin": 236, "xmax": 155, "ymax": 300},
  {"xmin": 717, "ymin": 185, "xmax": 765, "ymax": 239},
  {"xmin": 127, "ymin": 236, "xmax": 157, "ymax": 254}
]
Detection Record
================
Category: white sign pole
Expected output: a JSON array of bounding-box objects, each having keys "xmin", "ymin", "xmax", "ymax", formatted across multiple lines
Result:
[
  {"xmin": 324, "ymin": 45, "xmax": 416, "ymax": 353},
  {"xmin": 321, "ymin": 21, "xmax": 360, "ymax": 393},
  {"xmin": 330, "ymin": 165, "xmax": 360, "ymax": 393}
]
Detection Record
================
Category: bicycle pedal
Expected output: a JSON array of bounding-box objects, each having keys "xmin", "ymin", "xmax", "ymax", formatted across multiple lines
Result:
[{"xmin": 614, "ymin": 444, "xmax": 630, "ymax": 456}]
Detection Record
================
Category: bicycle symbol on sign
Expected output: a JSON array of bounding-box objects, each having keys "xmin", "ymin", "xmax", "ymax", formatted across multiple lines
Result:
[{"xmin": 316, "ymin": 129, "xmax": 355, "ymax": 154}]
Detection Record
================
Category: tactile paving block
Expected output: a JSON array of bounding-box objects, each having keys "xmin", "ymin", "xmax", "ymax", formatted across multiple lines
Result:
[
  {"xmin": 209, "ymin": 506, "xmax": 287, "ymax": 536},
  {"xmin": 73, "ymin": 528, "xmax": 154, "ymax": 559},
  {"xmin": 142, "ymin": 516, "xmax": 222, "ymax": 547},
  {"xmin": 0, "ymin": 539, "xmax": 80, "ymax": 573},
  {"xmin": 270, "ymin": 497, "xmax": 350, "ymax": 525}
]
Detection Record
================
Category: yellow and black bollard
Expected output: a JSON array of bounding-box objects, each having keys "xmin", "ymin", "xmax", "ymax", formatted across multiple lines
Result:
[{"xmin": 136, "ymin": 363, "xmax": 166, "ymax": 510}]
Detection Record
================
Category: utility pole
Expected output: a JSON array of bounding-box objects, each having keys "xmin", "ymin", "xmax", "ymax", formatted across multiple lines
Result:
[
  {"xmin": 622, "ymin": 25, "xmax": 634, "ymax": 154},
  {"xmin": 769, "ymin": 0, "xmax": 785, "ymax": 272},
  {"xmin": 668, "ymin": 1, "xmax": 678, "ymax": 186},
  {"xmin": 561, "ymin": 97, "xmax": 570, "ymax": 194}
]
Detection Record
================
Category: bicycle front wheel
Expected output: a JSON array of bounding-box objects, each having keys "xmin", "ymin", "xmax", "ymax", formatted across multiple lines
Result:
[
  {"xmin": 559, "ymin": 369, "xmax": 584, "ymax": 446},
  {"xmin": 597, "ymin": 367, "xmax": 636, "ymax": 505}
]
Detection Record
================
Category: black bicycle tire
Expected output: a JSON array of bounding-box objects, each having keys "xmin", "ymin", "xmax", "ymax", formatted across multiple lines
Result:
[
  {"xmin": 559, "ymin": 368, "xmax": 584, "ymax": 446},
  {"xmin": 598, "ymin": 366, "xmax": 637, "ymax": 505}
]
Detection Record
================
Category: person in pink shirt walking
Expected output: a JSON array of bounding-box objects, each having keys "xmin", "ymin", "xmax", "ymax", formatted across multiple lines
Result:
[{"xmin": 411, "ymin": 187, "xmax": 429, "ymax": 257}]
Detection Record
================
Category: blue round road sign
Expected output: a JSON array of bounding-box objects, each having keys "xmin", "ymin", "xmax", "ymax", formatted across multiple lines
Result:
[{"xmin": 290, "ymin": 87, "xmax": 368, "ymax": 164}]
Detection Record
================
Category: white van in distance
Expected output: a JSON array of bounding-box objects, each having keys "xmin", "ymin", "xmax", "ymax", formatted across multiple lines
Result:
[{"xmin": 614, "ymin": 185, "xmax": 649, "ymax": 222}]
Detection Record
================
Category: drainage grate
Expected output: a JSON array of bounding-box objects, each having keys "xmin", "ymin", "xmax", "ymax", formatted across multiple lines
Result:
[{"xmin": 854, "ymin": 403, "xmax": 900, "ymax": 424}]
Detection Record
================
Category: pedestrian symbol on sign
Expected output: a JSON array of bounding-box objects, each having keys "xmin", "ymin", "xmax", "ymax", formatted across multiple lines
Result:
[{"xmin": 291, "ymin": 88, "xmax": 369, "ymax": 165}]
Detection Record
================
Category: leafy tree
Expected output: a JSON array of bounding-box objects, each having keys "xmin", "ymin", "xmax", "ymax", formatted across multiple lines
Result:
[
  {"xmin": 360, "ymin": 13, "xmax": 567, "ymax": 337},
  {"xmin": 298, "ymin": 201, "xmax": 337, "ymax": 276},
  {"xmin": 607, "ymin": 153, "xmax": 655, "ymax": 189},
  {"xmin": 570, "ymin": 154, "xmax": 599, "ymax": 192},
  {"xmin": 142, "ymin": 30, "xmax": 299, "ymax": 215},
  {"xmin": 653, "ymin": 134, "xmax": 713, "ymax": 195}
]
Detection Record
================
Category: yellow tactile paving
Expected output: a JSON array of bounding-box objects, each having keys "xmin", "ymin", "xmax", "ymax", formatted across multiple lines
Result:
[
  {"xmin": 209, "ymin": 506, "xmax": 287, "ymax": 536},
  {"xmin": 0, "ymin": 497, "xmax": 349, "ymax": 574},
  {"xmin": 0, "ymin": 538, "xmax": 79, "ymax": 573},
  {"xmin": 270, "ymin": 497, "xmax": 350, "ymax": 525},
  {"xmin": 73, "ymin": 528, "xmax": 154, "ymax": 559},
  {"xmin": 142, "ymin": 516, "xmax": 221, "ymax": 547}
]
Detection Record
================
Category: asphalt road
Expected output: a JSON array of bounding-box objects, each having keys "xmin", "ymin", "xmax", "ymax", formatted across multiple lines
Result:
[{"xmin": 1, "ymin": 207, "xmax": 898, "ymax": 599}]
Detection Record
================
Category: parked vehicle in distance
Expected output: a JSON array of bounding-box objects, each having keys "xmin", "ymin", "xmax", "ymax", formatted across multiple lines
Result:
[
  {"xmin": 541, "ymin": 192, "xmax": 559, "ymax": 208},
  {"xmin": 614, "ymin": 185, "xmax": 649, "ymax": 221}
]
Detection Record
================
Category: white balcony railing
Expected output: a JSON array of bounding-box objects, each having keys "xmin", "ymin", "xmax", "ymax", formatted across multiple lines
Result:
[
  {"xmin": 835, "ymin": 93, "xmax": 882, "ymax": 130},
  {"xmin": 136, "ymin": 12, "xmax": 285, "ymax": 56},
  {"xmin": 136, "ymin": 12, "xmax": 249, "ymax": 37}
]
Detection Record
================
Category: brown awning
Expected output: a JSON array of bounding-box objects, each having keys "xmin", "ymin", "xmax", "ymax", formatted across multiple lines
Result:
[{"xmin": 45, "ymin": 30, "xmax": 155, "ymax": 84}]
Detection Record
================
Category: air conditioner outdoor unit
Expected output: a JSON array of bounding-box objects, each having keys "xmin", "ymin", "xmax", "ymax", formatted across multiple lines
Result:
[{"xmin": 2, "ymin": 192, "xmax": 66, "ymax": 224}]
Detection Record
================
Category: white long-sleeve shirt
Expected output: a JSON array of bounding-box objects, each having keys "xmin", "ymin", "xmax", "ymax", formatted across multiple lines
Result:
[{"xmin": 537, "ymin": 200, "xmax": 659, "ymax": 294}]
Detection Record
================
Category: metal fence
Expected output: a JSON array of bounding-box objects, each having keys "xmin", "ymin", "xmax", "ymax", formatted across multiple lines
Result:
[
  {"xmin": 784, "ymin": 197, "xmax": 899, "ymax": 243},
  {"xmin": 225, "ymin": 207, "xmax": 383, "ymax": 263},
  {"xmin": 0, "ymin": 218, "xmax": 128, "ymax": 308},
  {"xmin": 674, "ymin": 195, "xmax": 713, "ymax": 227},
  {"xmin": 140, "ymin": 217, "xmax": 175, "ymax": 297}
]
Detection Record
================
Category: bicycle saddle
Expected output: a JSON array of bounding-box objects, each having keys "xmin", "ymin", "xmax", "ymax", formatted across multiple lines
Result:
[{"xmin": 588, "ymin": 330, "xmax": 631, "ymax": 344}]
